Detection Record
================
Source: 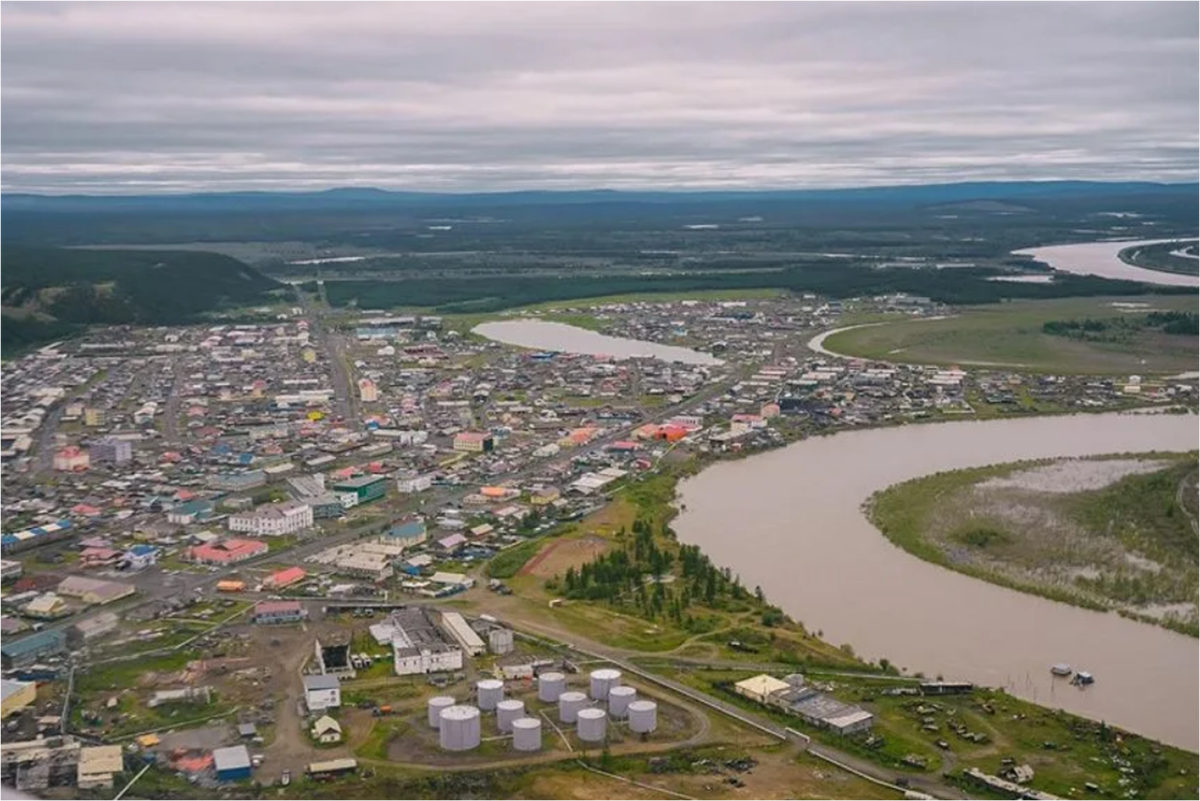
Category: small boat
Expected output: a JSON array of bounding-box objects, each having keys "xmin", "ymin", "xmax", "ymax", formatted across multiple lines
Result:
[
  {"xmin": 1071, "ymin": 671, "xmax": 1095, "ymax": 687},
  {"xmin": 1050, "ymin": 664, "xmax": 1073, "ymax": 677}
]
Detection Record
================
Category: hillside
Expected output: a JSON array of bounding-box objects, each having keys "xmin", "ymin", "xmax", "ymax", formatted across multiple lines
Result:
[{"xmin": 1, "ymin": 247, "xmax": 282, "ymax": 353}]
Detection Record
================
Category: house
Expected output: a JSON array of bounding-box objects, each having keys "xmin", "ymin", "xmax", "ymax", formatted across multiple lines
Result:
[
  {"xmin": 53, "ymin": 446, "xmax": 90, "ymax": 472},
  {"xmin": 80, "ymin": 547, "xmax": 122, "ymax": 567},
  {"xmin": 57, "ymin": 576, "xmax": 136, "ymax": 605},
  {"xmin": 253, "ymin": 600, "xmax": 306, "ymax": 625},
  {"xmin": 334, "ymin": 551, "xmax": 393, "ymax": 582},
  {"xmin": 77, "ymin": 745, "xmax": 124, "ymax": 790},
  {"xmin": 24, "ymin": 593, "xmax": 69, "ymax": 619},
  {"xmin": 311, "ymin": 715, "xmax": 343, "ymax": 744},
  {"xmin": 529, "ymin": 486, "xmax": 560, "ymax": 506},
  {"xmin": 384, "ymin": 515, "xmax": 427, "ymax": 548},
  {"xmin": 228, "ymin": 500, "xmax": 313, "ymax": 537},
  {"xmin": 264, "ymin": 566, "xmax": 306, "ymax": 590},
  {"xmin": 189, "ymin": 538, "xmax": 269, "ymax": 565},
  {"xmin": 331, "ymin": 475, "xmax": 388, "ymax": 504},
  {"xmin": 168, "ymin": 499, "xmax": 215, "ymax": 525},
  {"xmin": 70, "ymin": 611, "xmax": 120, "ymax": 645},
  {"xmin": 453, "ymin": 431, "xmax": 494, "ymax": 453},
  {"xmin": 1, "ymin": 679, "xmax": 37, "ymax": 718},
  {"xmin": 1, "ymin": 630, "xmax": 66, "ymax": 669},
  {"xmin": 213, "ymin": 745, "xmax": 252, "ymax": 782},
  {"xmin": 357, "ymin": 378, "xmax": 379, "ymax": 402},
  {"xmin": 435, "ymin": 533, "xmax": 467, "ymax": 555},
  {"xmin": 123, "ymin": 544, "xmax": 159, "ymax": 571},
  {"xmin": 303, "ymin": 674, "xmax": 342, "ymax": 712},
  {"xmin": 1, "ymin": 559, "xmax": 23, "ymax": 582}
]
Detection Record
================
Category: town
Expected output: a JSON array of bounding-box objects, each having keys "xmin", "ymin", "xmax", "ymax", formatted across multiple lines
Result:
[{"xmin": 1, "ymin": 291, "xmax": 1196, "ymax": 799}]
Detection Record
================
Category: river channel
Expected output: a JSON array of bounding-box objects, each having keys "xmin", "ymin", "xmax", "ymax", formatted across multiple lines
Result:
[
  {"xmin": 674, "ymin": 411, "xmax": 1199, "ymax": 750},
  {"xmin": 1013, "ymin": 237, "xmax": 1199, "ymax": 287},
  {"xmin": 473, "ymin": 320, "xmax": 722, "ymax": 365}
]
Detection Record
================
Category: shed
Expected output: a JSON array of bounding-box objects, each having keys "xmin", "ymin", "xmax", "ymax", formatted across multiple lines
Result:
[{"xmin": 213, "ymin": 744, "xmax": 252, "ymax": 782}]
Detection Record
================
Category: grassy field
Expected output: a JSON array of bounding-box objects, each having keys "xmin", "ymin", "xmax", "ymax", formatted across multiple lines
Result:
[
  {"xmin": 867, "ymin": 452, "xmax": 1200, "ymax": 635},
  {"xmin": 821, "ymin": 296, "xmax": 1198, "ymax": 374}
]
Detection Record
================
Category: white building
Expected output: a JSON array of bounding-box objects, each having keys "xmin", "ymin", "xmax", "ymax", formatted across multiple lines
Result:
[
  {"xmin": 303, "ymin": 674, "xmax": 342, "ymax": 711},
  {"xmin": 358, "ymin": 378, "xmax": 379, "ymax": 403},
  {"xmin": 228, "ymin": 500, "xmax": 313, "ymax": 537},
  {"xmin": 371, "ymin": 609, "xmax": 465, "ymax": 676},
  {"xmin": 396, "ymin": 473, "xmax": 434, "ymax": 494},
  {"xmin": 440, "ymin": 611, "xmax": 486, "ymax": 657}
]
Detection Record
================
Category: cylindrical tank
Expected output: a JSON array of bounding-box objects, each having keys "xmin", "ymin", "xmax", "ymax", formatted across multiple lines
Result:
[
  {"xmin": 488, "ymin": 628, "xmax": 514, "ymax": 655},
  {"xmin": 439, "ymin": 705, "xmax": 482, "ymax": 751},
  {"xmin": 576, "ymin": 707, "xmax": 607, "ymax": 742},
  {"xmin": 607, "ymin": 685, "xmax": 637, "ymax": 718},
  {"xmin": 496, "ymin": 699, "xmax": 525, "ymax": 732},
  {"xmin": 511, "ymin": 717, "xmax": 542, "ymax": 752},
  {"xmin": 628, "ymin": 700, "xmax": 658, "ymax": 733},
  {"xmin": 537, "ymin": 671, "xmax": 566, "ymax": 702},
  {"xmin": 476, "ymin": 678, "xmax": 505, "ymax": 711},
  {"xmin": 589, "ymin": 668, "xmax": 622, "ymax": 700},
  {"xmin": 558, "ymin": 690, "xmax": 588, "ymax": 723},
  {"xmin": 427, "ymin": 695, "xmax": 456, "ymax": 728}
]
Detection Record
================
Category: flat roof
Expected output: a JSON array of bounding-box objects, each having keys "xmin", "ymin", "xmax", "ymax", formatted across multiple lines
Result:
[{"xmin": 735, "ymin": 674, "xmax": 791, "ymax": 698}]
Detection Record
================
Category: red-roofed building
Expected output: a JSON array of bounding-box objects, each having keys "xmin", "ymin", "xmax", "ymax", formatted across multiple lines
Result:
[
  {"xmin": 264, "ymin": 566, "xmax": 306, "ymax": 590},
  {"xmin": 72, "ymin": 504, "xmax": 103, "ymax": 517},
  {"xmin": 188, "ymin": 538, "xmax": 268, "ymax": 565}
]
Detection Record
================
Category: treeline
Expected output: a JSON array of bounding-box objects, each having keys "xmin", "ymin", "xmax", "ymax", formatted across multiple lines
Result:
[
  {"xmin": 313, "ymin": 264, "xmax": 1196, "ymax": 314},
  {"xmin": 1043, "ymin": 311, "xmax": 1198, "ymax": 341},
  {"xmin": 1, "ymin": 247, "xmax": 282, "ymax": 353}
]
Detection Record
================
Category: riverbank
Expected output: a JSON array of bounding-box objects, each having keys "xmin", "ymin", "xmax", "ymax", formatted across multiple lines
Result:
[{"xmin": 866, "ymin": 452, "xmax": 1200, "ymax": 637}]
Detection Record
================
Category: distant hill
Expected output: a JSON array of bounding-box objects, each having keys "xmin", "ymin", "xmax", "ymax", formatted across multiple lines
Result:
[{"xmin": 1, "ymin": 247, "xmax": 282, "ymax": 354}]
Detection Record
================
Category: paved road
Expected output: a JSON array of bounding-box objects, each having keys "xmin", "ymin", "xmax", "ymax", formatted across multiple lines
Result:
[{"xmin": 295, "ymin": 286, "xmax": 355, "ymax": 422}]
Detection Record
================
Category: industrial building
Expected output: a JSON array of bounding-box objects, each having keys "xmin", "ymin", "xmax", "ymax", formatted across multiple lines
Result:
[
  {"xmin": 253, "ymin": 600, "xmax": 307, "ymax": 625},
  {"xmin": 440, "ymin": 611, "xmax": 486, "ymax": 656},
  {"xmin": 734, "ymin": 673, "xmax": 874, "ymax": 735},
  {"xmin": 370, "ymin": 608, "xmax": 464, "ymax": 676},
  {"xmin": 331, "ymin": 474, "xmax": 388, "ymax": 504},
  {"xmin": 314, "ymin": 635, "xmax": 356, "ymax": 678}
]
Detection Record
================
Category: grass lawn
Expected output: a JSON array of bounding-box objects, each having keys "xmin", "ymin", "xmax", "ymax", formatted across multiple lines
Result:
[{"xmin": 821, "ymin": 296, "xmax": 1198, "ymax": 374}]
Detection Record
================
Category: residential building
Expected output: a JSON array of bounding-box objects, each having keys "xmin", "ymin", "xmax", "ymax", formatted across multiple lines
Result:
[
  {"xmin": 529, "ymin": 486, "xmax": 560, "ymax": 506},
  {"xmin": 1, "ymin": 630, "xmax": 66, "ymax": 669},
  {"xmin": 189, "ymin": 538, "xmax": 269, "ymax": 565},
  {"xmin": 228, "ymin": 500, "xmax": 313, "ymax": 537},
  {"xmin": 303, "ymin": 674, "xmax": 342, "ymax": 711},
  {"xmin": 24, "ymin": 593, "xmax": 69, "ymax": 619},
  {"xmin": 53, "ymin": 446, "xmax": 90, "ymax": 472},
  {"xmin": 440, "ymin": 611, "xmax": 486, "ymax": 657},
  {"xmin": 1, "ymin": 679, "xmax": 37, "ymax": 718},
  {"xmin": 77, "ymin": 746, "xmax": 124, "ymax": 791},
  {"xmin": 123, "ymin": 544, "xmax": 159, "ymax": 571},
  {"xmin": 384, "ymin": 515, "xmax": 427, "ymax": 548},
  {"xmin": 0, "ymin": 560, "xmax": 22, "ymax": 582},
  {"xmin": 396, "ymin": 472, "xmax": 434, "ymax": 494},
  {"xmin": 331, "ymin": 475, "xmax": 387, "ymax": 504},
  {"xmin": 334, "ymin": 550, "xmax": 393, "ymax": 582},
  {"xmin": 213, "ymin": 745, "xmax": 252, "ymax": 782},
  {"xmin": 89, "ymin": 437, "xmax": 132, "ymax": 465},
  {"xmin": 253, "ymin": 600, "xmax": 307, "ymax": 625},
  {"xmin": 311, "ymin": 715, "xmax": 343, "ymax": 744},
  {"xmin": 453, "ymin": 431, "xmax": 494, "ymax": 453},
  {"xmin": 168, "ymin": 499, "xmax": 215, "ymax": 525}
]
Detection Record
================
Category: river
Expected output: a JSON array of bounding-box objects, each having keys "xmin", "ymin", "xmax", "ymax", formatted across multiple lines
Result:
[
  {"xmin": 1013, "ymin": 238, "xmax": 1199, "ymax": 287},
  {"xmin": 674, "ymin": 411, "xmax": 1199, "ymax": 750},
  {"xmin": 472, "ymin": 319, "xmax": 723, "ymax": 365}
]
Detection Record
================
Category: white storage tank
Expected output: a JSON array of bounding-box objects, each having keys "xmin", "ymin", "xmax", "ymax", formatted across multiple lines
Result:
[
  {"xmin": 439, "ymin": 705, "xmax": 482, "ymax": 751},
  {"xmin": 476, "ymin": 678, "xmax": 505, "ymax": 711},
  {"xmin": 589, "ymin": 668, "xmax": 622, "ymax": 700},
  {"xmin": 427, "ymin": 695, "xmax": 456, "ymax": 728},
  {"xmin": 511, "ymin": 716, "xmax": 542, "ymax": 752},
  {"xmin": 628, "ymin": 700, "xmax": 658, "ymax": 733},
  {"xmin": 496, "ymin": 699, "xmax": 525, "ymax": 732},
  {"xmin": 558, "ymin": 690, "xmax": 589, "ymax": 723},
  {"xmin": 576, "ymin": 707, "xmax": 607, "ymax": 743},
  {"xmin": 607, "ymin": 685, "xmax": 636, "ymax": 718},
  {"xmin": 537, "ymin": 671, "xmax": 566, "ymax": 702},
  {"xmin": 488, "ymin": 628, "xmax": 514, "ymax": 655}
]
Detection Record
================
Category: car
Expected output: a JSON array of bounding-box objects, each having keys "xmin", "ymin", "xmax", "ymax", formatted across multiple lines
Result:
[{"xmin": 280, "ymin": 770, "xmax": 291, "ymax": 787}]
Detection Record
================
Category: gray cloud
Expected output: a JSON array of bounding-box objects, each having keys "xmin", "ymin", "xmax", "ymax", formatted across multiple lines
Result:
[{"xmin": 2, "ymin": 1, "xmax": 1196, "ymax": 193}]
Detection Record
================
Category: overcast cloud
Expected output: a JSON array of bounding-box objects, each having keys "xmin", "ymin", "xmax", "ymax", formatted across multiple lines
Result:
[{"xmin": 2, "ymin": 1, "xmax": 1197, "ymax": 193}]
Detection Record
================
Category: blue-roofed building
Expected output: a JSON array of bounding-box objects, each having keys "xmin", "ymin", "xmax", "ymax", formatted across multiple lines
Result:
[
  {"xmin": 124, "ymin": 544, "xmax": 159, "ymax": 571},
  {"xmin": 1, "ymin": 519, "xmax": 73, "ymax": 555},
  {"xmin": 384, "ymin": 515, "xmax": 427, "ymax": 548},
  {"xmin": 1, "ymin": 629, "xmax": 66, "ymax": 669}
]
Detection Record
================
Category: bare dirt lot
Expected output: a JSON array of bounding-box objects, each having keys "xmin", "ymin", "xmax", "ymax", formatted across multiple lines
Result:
[{"xmin": 521, "ymin": 535, "xmax": 609, "ymax": 579}]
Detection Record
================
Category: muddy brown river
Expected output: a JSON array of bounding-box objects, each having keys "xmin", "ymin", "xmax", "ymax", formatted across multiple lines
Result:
[{"xmin": 675, "ymin": 411, "xmax": 1199, "ymax": 750}]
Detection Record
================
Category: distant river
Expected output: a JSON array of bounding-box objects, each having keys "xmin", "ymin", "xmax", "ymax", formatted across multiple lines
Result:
[
  {"xmin": 1013, "ymin": 238, "xmax": 1200, "ymax": 287},
  {"xmin": 472, "ymin": 320, "xmax": 723, "ymax": 365},
  {"xmin": 675, "ymin": 411, "xmax": 1199, "ymax": 750}
]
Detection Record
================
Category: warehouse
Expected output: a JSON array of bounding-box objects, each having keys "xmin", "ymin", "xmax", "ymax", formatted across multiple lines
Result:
[
  {"xmin": 253, "ymin": 600, "xmax": 307, "ymax": 625},
  {"xmin": 1, "ymin": 630, "xmax": 66, "ymax": 669},
  {"xmin": 56, "ymin": 576, "xmax": 136, "ymax": 605},
  {"xmin": 734, "ymin": 674, "xmax": 791, "ymax": 705},
  {"xmin": 370, "ymin": 608, "xmax": 464, "ymax": 676},
  {"xmin": 440, "ymin": 611, "xmax": 486, "ymax": 657}
]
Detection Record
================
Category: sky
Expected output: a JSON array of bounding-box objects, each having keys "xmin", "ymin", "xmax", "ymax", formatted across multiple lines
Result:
[{"xmin": 2, "ymin": 1, "xmax": 1197, "ymax": 194}]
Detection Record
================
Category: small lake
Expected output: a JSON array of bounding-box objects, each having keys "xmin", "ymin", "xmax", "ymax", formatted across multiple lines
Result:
[
  {"xmin": 1013, "ymin": 238, "xmax": 1199, "ymax": 287},
  {"xmin": 473, "ymin": 320, "xmax": 723, "ymax": 365},
  {"xmin": 675, "ymin": 411, "xmax": 1199, "ymax": 749}
]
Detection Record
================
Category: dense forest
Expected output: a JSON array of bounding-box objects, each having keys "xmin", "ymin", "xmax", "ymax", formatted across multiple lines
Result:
[
  {"xmin": 1042, "ymin": 311, "xmax": 1199, "ymax": 341},
  {"xmin": 0, "ymin": 247, "xmax": 282, "ymax": 355}
]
